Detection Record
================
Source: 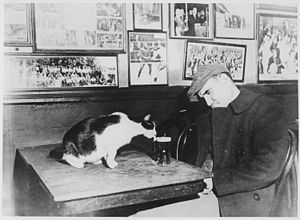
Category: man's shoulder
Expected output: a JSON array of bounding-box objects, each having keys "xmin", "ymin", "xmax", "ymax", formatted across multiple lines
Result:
[
  {"xmin": 230, "ymin": 88, "xmax": 262, "ymax": 113},
  {"xmin": 252, "ymin": 92, "xmax": 282, "ymax": 112},
  {"xmin": 230, "ymin": 88, "xmax": 280, "ymax": 114},
  {"xmin": 241, "ymin": 88, "xmax": 282, "ymax": 115}
]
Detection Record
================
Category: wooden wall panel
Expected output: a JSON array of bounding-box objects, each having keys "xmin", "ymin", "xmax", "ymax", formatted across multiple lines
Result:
[
  {"xmin": 2, "ymin": 131, "xmax": 15, "ymax": 216},
  {"xmin": 2, "ymin": 106, "xmax": 13, "ymax": 132},
  {"xmin": 272, "ymin": 94, "xmax": 298, "ymax": 122}
]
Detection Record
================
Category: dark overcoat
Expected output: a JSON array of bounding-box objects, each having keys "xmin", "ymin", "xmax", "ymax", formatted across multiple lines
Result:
[{"xmin": 194, "ymin": 88, "xmax": 295, "ymax": 216}]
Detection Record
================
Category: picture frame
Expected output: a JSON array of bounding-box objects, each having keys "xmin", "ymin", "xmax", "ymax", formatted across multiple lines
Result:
[
  {"xmin": 32, "ymin": 3, "xmax": 126, "ymax": 54},
  {"xmin": 128, "ymin": 31, "xmax": 168, "ymax": 86},
  {"xmin": 169, "ymin": 3, "xmax": 213, "ymax": 39},
  {"xmin": 4, "ymin": 3, "xmax": 32, "ymax": 46},
  {"xmin": 3, "ymin": 56, "xmax": 119, "ymax": 91},
  {"xmin": 133, "ymin": 3, "xmax": 163, "ymax": 30},
  {"xmin": 214, "ymin": 3, "xmax": 255, "ymax": 39},
  {"xmin": 184, "ymin": 41, "xmax": 246, "ymax": 82},
  {"xmin": 256, "ymin": 3, "xmax": 297, "ymax": 13},
  {"xmin": 257, "ymin": 13, "xmax": 298, "ymax": 82}
]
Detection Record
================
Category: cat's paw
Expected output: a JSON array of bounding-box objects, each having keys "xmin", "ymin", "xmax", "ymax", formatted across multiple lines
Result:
[
  {"xmin": 106, "ymin": 160, "xmax": 118, "ymax": 168},
  {"xmin": 67, "ymin": 160, "xmax": 84, "ymax": 168},
  {"xmin": 93, "ymin": 160, "xmax": 103, "ymax": 165},
  {"xmin": 71, "ymin": 163, "xmax": 85, "ymax": 169}
]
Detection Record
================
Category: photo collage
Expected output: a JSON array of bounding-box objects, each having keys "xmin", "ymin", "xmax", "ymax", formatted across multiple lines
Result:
[
  {"xmin": 34, "ymin": 3, "xmax": 124, "ymax": 50},
  {"xmin": 3, "ymin": 3, "xmax": 298, "ymax": 89}
]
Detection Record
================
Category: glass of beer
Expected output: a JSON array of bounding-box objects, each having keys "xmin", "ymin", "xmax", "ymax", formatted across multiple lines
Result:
[{"xmin": 153, "ymin": 136, "xmax": 171, "ymax": 165}]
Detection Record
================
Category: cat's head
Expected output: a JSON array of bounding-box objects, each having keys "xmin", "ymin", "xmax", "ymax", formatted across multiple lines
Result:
[{"xmin": 141, "ymin": 114, "xmax": 157, "ymax": 139}]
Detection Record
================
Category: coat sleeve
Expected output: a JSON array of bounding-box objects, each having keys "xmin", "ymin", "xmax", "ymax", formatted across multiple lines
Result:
[{"xmin": 213, "ymin": 96, "xmax": 290, "ymax": 196}]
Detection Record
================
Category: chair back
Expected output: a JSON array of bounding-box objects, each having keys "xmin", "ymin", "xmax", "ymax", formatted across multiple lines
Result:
[
  {"xmin": 270, "ymin": 129, "xmax": 298, "ymax": 216},
  {"xmin": 276, "ymin": 130, "xmax": 297, "ymax": 192},
  {"xmin": 157, "ymin": 109, "xmax": 191, "ymax": 159},
  {"xmin": 175, "ymin": 123, "xmax": 199, "ymax": 165}
]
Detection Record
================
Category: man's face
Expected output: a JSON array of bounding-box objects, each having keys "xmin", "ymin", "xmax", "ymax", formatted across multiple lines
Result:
[{"xmin": 197, "ymin": 76, "xmax": 232, "ymax": 108}]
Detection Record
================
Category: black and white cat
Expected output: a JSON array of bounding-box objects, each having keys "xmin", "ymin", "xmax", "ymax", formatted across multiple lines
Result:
[{"xmin": 49, "ymin": 112, "xmax": 156, "ymax": 169}]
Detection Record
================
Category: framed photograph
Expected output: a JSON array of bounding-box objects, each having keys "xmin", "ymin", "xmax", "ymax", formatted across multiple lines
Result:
[
  {"xmin": 214, "ymin": 3, "xmax": 255, "ymax": 39},
  {"xmin": 184, "ymin": 41, "xmax": 246, "ymax": 82},
  {"xmin": 257, "ymin": 13, "xmax": 298, "ymax": 82},
  {"xmin": 3, "ymin": 56, "xmax": 118, "ymax": 90},
  {"xmin": 33, "ymin": 3, "xmax": 126, "ymax": 53},
  {"xmin": 4, "ymin": 3, "xmax": 32, "ymax": 46},
  {"xmin": 169, "ymin": 3, "xmax": 213, "ymax": 39},
  {"xmin": 128, "ymin": 31, "xmax": 168, "ymax": 86},
  {"xmin": 133, "ymin": 3, "xmax": 163, "ymax": 30}
]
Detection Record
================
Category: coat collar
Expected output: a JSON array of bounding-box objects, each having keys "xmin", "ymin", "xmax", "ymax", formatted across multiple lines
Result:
[{"xmin": 229, "ymin": 88, "xmax": 262, "ymax": 114}]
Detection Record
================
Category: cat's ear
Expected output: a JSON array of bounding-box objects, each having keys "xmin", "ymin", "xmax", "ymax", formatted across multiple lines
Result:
[{"xmin": 143, "ymin": 114, "xmax": 151, "ymax": 121}]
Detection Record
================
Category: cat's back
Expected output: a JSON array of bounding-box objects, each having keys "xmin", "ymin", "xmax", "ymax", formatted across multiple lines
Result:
[
  {"xmin": 90, "ymin": 114, "xmax": 122, "ymax": 133},
  {"xmin": 63, "ymin": 114, "xmax": 122, "ymax": 144}
]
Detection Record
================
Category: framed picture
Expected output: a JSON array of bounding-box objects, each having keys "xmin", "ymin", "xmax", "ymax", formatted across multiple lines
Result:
[
  {"xmin": 128, "ymin": 31, "xmax": 168, "ymax": 86},
  {"xmin": 4, "ymin": 3, "xmax": 32, "ymax": 46},
  {"xmin": 33, "ymin": 3, "xmax": 126, "ymax": 53},
  {"xmin": 214, "ymin": 3, "xmax": 255, "ymax": 39},
  {"xmin": 169, "ymin": 3, "xmax": 213, "ymax": 39},
  {"xmin": 133, "ymin": 3, "xmax": 163, "ymax": 30},
  {"xmin": 184, "ymin": 41, "xmax": 246, "ymax": 82},
  {"xmin": 3, "ymin": 56, "xmax": 118, "ymax": 90},
  {"xmin": 257, "ymin": 13, "xmax": 298, "ymax": 82},
  {"xmin": 256, "ymin": 4, "xmax": 297, "ymax": 13}
]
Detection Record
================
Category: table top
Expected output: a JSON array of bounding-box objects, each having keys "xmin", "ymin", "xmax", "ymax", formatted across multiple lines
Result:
[{"xmin": 17, "ymin": 144, "xmax": 212, "ymax": 203}]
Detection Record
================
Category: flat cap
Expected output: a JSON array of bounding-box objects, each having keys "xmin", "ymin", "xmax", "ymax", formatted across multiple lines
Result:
[{"xmin": 187, "ymin": 63, "xmax": 231, "ymax": 102}]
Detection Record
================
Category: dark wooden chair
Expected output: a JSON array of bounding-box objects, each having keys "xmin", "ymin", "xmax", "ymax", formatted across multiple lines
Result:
[
  {"xmin": 157, "ymin": 109, "xmax": 192, "ymax": 159},
  {"xmin": 175, "ymin": 123, "xmax": 198, "ymax": 161},
  {"xmin": 270, "ymin": 129, "xmax": 298, "ymax": 216}
]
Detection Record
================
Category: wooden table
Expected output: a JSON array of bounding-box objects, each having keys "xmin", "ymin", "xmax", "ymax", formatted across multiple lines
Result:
[{"xmin": 14, "ymin": 144, "xmax": 213, "ymax": 216}]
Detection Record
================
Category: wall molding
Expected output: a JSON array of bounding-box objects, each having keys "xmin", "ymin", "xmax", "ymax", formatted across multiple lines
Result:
[{"xmin": 3, "ymin": 83, "xmax": 298, "ymax": 105}]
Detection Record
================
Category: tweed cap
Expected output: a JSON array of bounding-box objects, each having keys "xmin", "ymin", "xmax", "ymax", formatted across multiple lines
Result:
[{"xmin": 187, "ymin": 63, "xmax": 231, "ymax": 102}]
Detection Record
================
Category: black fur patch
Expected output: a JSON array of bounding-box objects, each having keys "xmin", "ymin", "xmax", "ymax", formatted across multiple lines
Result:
[
  {"xmin": 48, "ymin": 147, "xmax": 64, "ymax": 159},
  {"xmin": 141, "ymin": 120, "xmax": 155, "ymax": 130},
  {"xmin": 62, "ymin": 115, "xmax": 121, "ymax": 155}
]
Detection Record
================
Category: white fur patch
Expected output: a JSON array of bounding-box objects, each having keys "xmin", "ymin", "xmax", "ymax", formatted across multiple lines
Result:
[
  {"xmin": 79, "ymin": 144, "xmax": 106, "ymax": 163},
  {"xmin": 63, "ymin": 154, "xmax": 84, "ymax": 168},
  {"xmin": 94, "ymin": 112, "xmax": 156, "ymax": 168}
]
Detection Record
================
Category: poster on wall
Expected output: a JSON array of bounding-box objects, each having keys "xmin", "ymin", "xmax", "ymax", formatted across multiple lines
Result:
[
  {"xmin": 184, "ymin": 41, "xmax": 246, "ymax": 82},
  {"xmin": 33, "ymin": 3, "xmax": 125, "ymax": 53},
  {"xmin": 4, "ymin": 56, "xmax": 118, "ymax": 90},
  {"xmin": 169, "ymin": 3, "xmax": 213, "ymax": 39},
  {"xmin": 4, "ymin": 3, "xmax": 32, "ymax": 45},
  {"xmin": 257, "ymin": 13, "xmax": 298, "ymax": 82},
  {"xmin": 133, "ymin": 3, "xmax": 163, "ymax": 30},
  {"xmin": 128, "ymin": 31, "xmax": 168, "ymax": 86},
  {"xmin": 214, "ymin": 3, "xmax": 255, "ymax": 39}
]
